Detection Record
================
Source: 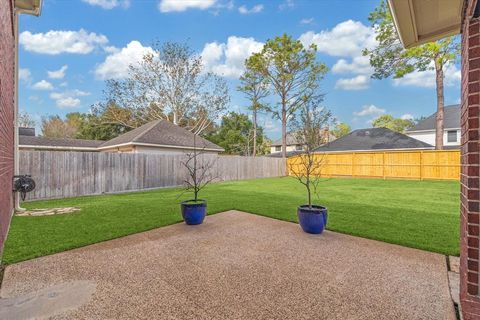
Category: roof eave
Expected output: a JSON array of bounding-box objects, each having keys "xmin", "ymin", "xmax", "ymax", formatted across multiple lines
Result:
[
  {"xmin": 98, "ymin": 142, "xmax": 224, "ymax": 152},
  {"xmin": 388, "ymin": 0, "xmax": 462, "ymax": 49},
  {"xmin": 15, "ymin": 0, "xmax": 43, "ymax": 16}
]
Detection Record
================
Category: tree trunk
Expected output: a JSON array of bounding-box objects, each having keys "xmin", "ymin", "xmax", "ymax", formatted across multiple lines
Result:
[
  {"xmin": 253, "ymin": 108, "xmax": 257, "ymax": 157},
  {"xmin": 435, "ymin": 60, "xmax": 445, "ymax": 150},
  {"xmin": 173, "ymin": 112, "xmax": 178, "ymax": 125},
  {"xmin": 281, "ymin": 107, "xmax": 287, "ymax": 159}
]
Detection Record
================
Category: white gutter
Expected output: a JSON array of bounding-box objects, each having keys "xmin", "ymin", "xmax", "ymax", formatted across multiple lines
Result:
[
  {"xmin": 14, "ymin": 0, "xmax": 43, "ymax": 211},
  {"xmin": 13, "ymin": 12, "xmax": 22, "ymax": 211},
  {"xmin": 406, "ymin": 128, "xmax": 461, "ymax": 133},
  {"xmin": 97, "ymin": 142, "xmax": 224, "ymax": 152},
  {"xmin": 313, "ymin": 147, "xmax": 435, "ymax": 154}
]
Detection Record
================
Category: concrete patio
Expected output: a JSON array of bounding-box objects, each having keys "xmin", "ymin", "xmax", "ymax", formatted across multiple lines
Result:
[{"xmin": 0, "ymin": 210, "xmax": 456, "ymax": 319}]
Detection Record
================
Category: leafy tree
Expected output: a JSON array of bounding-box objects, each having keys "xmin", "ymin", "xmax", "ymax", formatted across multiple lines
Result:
[
  {"xmin": 238, "ymin": 62, "xmax": 269, "ymax": 156},
  {"xmin": 363, "ymin": 0, "xmax": 459, "ymax": 149},
  {"xmin": 247, "ymin": 34, "xmax": 328, "ymax": 159},
  {"xmin": 331, "ymin": 122, "xmax": 351, "ymax": 138},
  {"xmin": 371, "ymin": 114, "xmax": 415, "ymax": 133},
  {"xmin": 75, "ymin": 112, "xmax": 127, "ymax": 141},
  {"xmin": 98, "ymin": 41, "xmax": 229, "ymax": 135},
  {"xmin": 206, "ymin": 112, "xmax": 267, "ymax": 156},
  {"xmin": 18, "ymin": 111, "xmax": 36, "ymax": 128},
  {"xmin": 41, "ymin": 115, "xmax": 78, "ymax": 138}
]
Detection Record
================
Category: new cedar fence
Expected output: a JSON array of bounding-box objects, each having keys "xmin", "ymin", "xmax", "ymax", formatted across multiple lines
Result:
[
  {"xmin": 20, "ymin": 151, "xmax": 286, "ymax": 200},
  {"xmin": 287, "ymin": 150, "xmax": 460, "ymax": 181}
]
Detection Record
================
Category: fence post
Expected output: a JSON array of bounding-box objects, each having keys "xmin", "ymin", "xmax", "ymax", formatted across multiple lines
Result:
[
  {"xmin": 352, "ymin": 152, "xmax": 356, "ymax": 178},
  {"xmin": 419, "ymin": 151, "xmax": 423, "ymax": 181},
  {"xmin": 383, "ymin": 152, "xmax": 386, "ymax": 180}
]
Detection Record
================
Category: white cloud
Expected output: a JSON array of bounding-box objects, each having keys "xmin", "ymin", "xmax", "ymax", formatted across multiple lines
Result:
[
  {"xmin": 32, "ymin": 80, "xmax": 54, "ymax": 91},
  {"xmin": 279, "ymin": 0, "xmax": 294, "ymax": 10},
  {"xmin": 332, "ymin": 56, "xmax": 372, "ymax": 75},
  {"xmin": 95, "ymin": 40, "xmax": 155, "ymax": 80},
  {"xmin": 300, "ymin": 20, "xmax": 377, "ymax": 86},
  {"xmin": 158, "ymin": 0, "xmax": 216, "ymax": 12},
  {"xmin": 299, "ymin": 20, "xmax": 376, "ymax": 57},
  {"xmin": 401, "ymin": 114, "xmax": 414, "ymax": 120},
  {"xmin": 392, "ymin": 63, "xmax": 461, "ymax": 88},
  {"xmin": 354, "ymin": 104, "xmax": 385, "ymax": 117},
  {"xmin": 201, "ymin": 36, "xmax": 263, "ymax": 78},
  {"xmin": 47, "ymin": 65, "xmax": 68, "ymax": 79},
  {"xmin": 50, "ymin": 89, "xmax": 90, "ymax": 109},
  {"xmin": 19, "ymin": 68, "xmax": 32, "ymax": 83},
  {"xmin": 19, "ymin": 29, "xmax": 108, "ymax": 55},
  {"xmin": 82, "ymin": 0, "xmax": 130, "ymax": 9},
  {"xmin": 300, "ymin": 18, "xmax": 314, "ymax": 25},
  {"xmin": 335, "ymin": 75, "xmax": 370, "ymax": 91},
  {"xmin": 238, "ymin": 4, "xmax": 263, "ymax": 14}
]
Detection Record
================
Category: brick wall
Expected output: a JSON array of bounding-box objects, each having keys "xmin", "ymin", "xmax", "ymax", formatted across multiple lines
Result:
[
  {"xmin": 461, "ymin": 0, "xmax": 480, "ymax": 318},
  {"xmin": 0, "ymin": 0, "xmax": 15, "ymax": 257}
]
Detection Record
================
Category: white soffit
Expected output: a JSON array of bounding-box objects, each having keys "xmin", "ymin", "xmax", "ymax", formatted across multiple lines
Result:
[
  {"xmin": 388, "ymin": 0, "xmax": 462, "ymax": 48},
  {"xmin": 15, "ymin": 0, "xmax": 42, "ymax": 16}
]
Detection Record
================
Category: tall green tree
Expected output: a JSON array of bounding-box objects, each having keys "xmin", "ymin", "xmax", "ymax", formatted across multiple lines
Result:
[
  {"xmin": 371, "ymin": 114, "xmax": 414, "ymax": 133},
  {"xmin": 363, "ymin": 0, "xmax": 459, "ymax": 149},
  {"xmin": 331, "ymin": 122, "xmax": 351, "ymax": 138},
  {"xmin": 247, "ymin": 34, "xmax": 328, "ymax": 159},
  {"xmin": 238, "ymin": 63, "xmax": 269, "ymax": 157},
  {"xmin": 206, "ymin": 112, "xmax": 267, "ymax": 156}
]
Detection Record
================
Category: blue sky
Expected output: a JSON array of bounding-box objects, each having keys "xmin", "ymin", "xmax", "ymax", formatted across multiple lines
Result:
[{"xmin": 18, "ymin": 0, "xmax": 461, "ymax": 140}]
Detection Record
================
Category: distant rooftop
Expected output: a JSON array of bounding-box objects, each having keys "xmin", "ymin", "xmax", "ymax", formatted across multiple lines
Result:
[
  {"xmin": 407, "ymin": 105, "xmax": 460, "ymax": 132},
  {"xmin": 314, "ymin": 127, "xmax": 433, "ymax": 152},
  {"xmin": 99, "ymin": 119, "xmax": 224, "ymax": 151},
  {"xmin": 19, "ymin": 135, "xmax": 104, "ymax": 150}
]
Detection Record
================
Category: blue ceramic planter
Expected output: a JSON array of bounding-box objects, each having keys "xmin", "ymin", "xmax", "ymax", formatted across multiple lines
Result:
[
  {"xmin": 297, "ymin": 205, "xmax": 328, "ymax": 234},
  {"xmin": 181, "ymin": 200, "xmax": 207, "ymax": 225}
]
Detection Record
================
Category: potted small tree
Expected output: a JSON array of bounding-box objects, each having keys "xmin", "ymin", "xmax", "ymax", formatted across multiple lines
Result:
[
  {"xmin": 288, "ymin": 99, "xmax": 333, "ymax": 234},
  {"xmin": 180, "ymin": 135, "xmax": 217, "ymax": 225}
]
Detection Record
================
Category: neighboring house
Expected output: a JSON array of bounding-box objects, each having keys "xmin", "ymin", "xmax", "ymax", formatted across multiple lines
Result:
[
  {"xmin": 19, "ymin": 128, "xmax": 103, "ymax": 152},
  {"xmin": 270, "ymin": 130, "xmax": 335, "ymax": 154},
  {"xmin": 19, "ymin": 120, "xmax": 224, "ymax": 155},
  {"xmin": 314, "ymin": 128, "xmax": 433, "ymax": 152},
  {"xmin": 98, "ymin": 120, "xmax": 223, "ymax": 154},
  {"xmin": 405, "ymin": 105, "xmax": 460, "ymax": 148}
]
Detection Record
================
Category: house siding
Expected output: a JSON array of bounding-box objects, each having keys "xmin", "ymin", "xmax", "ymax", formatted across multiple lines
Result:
[
  {"xmin": 460, "ymin": 0, "xmax": 480, "ymax": 318},
  {"xmin": 406, "ymin": 129, "xmax": 461, "ymax": 147},
  {"xmin": 0, "ymin": 0, "xmax": 15, "ymax": 257}
]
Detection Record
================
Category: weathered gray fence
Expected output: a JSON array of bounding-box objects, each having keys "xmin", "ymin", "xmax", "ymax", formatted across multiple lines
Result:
[{"xmin": 19, "ymin": 151, "xmax": 286, "ymax": 200}]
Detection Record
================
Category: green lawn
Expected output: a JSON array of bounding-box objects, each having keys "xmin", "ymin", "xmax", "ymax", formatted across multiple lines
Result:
[{"xmin": 3, "ymin": 177, "xmax": 460, "ymax": 264}]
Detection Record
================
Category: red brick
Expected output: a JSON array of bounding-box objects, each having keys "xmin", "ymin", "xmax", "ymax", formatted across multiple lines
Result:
[
  {"xmin": 0, "ymin": 0, "xmax": 15, "ymax": 258},
  {"xmin": 468, "ymin": 259, "xmax": 479, "ymax": 272},
  {"xmin": 468, "ymin": 272, "xmax": 479, "ymax": 283},
  {"xmin": 462, "ymin": 9, "xmax": 480, "ymax": 318},
  {"xmin": 468, "ymin": 224, "xmax": 479, "ymax": 236},
  {"xmin": 468, "ymin": 283, "xmax": 479, "ymax": 295}
]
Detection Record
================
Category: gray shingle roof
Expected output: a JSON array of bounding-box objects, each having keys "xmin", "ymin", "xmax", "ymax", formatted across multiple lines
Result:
[
  {"xmin": 407, "ymin": 105, "xmax": 460, "ymax": 132},
  {"xmin": 313, "ymin": 127, "xmax": 433, "ymax": 152},
  {"xmin": 99, "ymin": 120, "xmax": 223, "ymax": 151},
  {"xmin": 19, "ymin": 135, "xmax": 104, "ymax": 149}
]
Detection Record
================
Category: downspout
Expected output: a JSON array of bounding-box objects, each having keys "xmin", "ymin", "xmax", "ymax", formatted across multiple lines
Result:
[{"xmin": 13, "ymin": 11, "xmax": 25, "ymax": 211}]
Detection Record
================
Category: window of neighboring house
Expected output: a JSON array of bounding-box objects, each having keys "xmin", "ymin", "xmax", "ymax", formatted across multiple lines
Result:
[
  {"xmin": 447, "ymin": 130, "xmax": 458, "ymax": 143},
  {"xmin": 275, "ymin": 146, "xmax": 281, "ymax": 152},
  {"xmin": 295, "ymin": 145, "xmax": 303, "ymax": 151}
]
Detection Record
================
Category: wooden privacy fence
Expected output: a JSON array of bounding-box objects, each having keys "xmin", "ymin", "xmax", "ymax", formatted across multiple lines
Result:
[
  {"xmin": 20, "ymin": 151, "xmax": 286, "ymax": 200},
  {"xmin": 288, "ymin": 150, "xmax": 460, "ymax": 181}
]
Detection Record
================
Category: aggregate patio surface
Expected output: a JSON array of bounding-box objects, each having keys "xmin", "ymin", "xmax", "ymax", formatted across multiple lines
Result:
[{"xmin": 0, "ymin": 210, "xmax": 456, "ymax": 320}]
